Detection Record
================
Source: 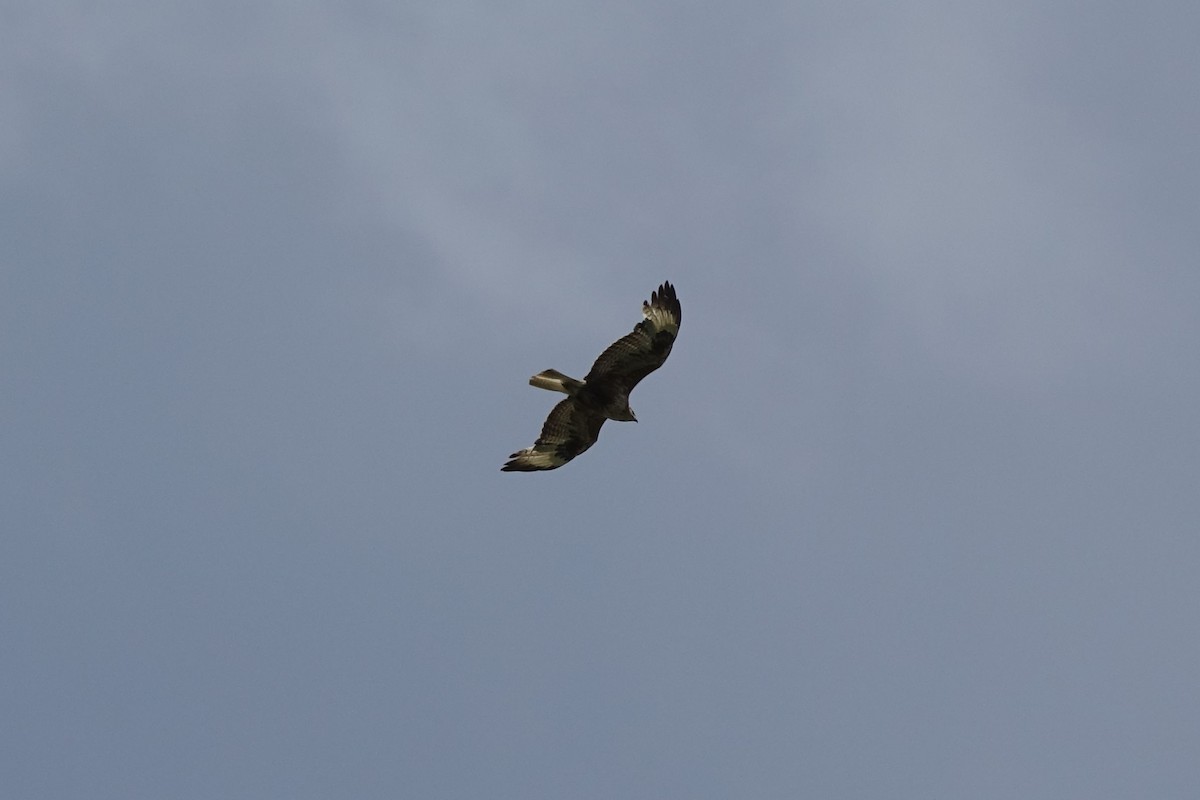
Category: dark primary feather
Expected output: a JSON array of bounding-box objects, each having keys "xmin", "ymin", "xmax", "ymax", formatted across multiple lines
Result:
[
  {"xmin": 584, "ymin": 281, "xmax": 681, "ymax": 394},
  {"xmin": 500, "ymin": 397, "xmax": 606, "ymax": 471}
]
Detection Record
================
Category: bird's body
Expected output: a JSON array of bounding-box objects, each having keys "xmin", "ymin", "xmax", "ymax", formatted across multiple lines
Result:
[{"xmin": 502, "ymin": 281, "xmax": 681, "ymax": 472}]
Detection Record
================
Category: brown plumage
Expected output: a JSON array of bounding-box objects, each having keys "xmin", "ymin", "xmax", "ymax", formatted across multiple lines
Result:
[{"xmin": 502, "ymin": 281, "xmax": 681, "ymax": 472}]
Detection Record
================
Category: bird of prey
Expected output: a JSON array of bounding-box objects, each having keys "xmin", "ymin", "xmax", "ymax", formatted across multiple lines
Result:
[{"xmin": 502, "ymin": 281, "xmax": 681, "ymax": 472}]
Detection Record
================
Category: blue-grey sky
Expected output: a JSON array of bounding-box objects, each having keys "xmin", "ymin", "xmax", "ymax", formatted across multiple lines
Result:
[{"xmin": 4, "ymin": 2, "xmax": 1199, "ymax": 798}]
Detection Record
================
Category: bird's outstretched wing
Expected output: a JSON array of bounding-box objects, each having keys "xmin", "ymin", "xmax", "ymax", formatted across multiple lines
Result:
[
  {"xmin": 501, "ymin": 397, "xmax": 607, "ymax": 472},
  {"xmin": 584, "ymin": 281, "xmax": 682, "ymax": 395}
]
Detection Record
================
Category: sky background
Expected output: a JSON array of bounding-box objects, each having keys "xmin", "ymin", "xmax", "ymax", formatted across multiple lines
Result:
[{"xmin": 3, "ymin": 2, "xmax": 1199, "ymax": 798}]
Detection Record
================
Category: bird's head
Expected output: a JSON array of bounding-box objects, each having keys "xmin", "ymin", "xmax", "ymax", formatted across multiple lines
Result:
[{"xmin": 617, "ymin": 406, "xmax": 637, "ymax": 423}]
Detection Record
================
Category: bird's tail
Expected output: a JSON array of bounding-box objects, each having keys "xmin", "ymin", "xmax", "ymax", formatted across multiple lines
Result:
[{"xmin": 529, "ymin": 369, "xmax": 584, "ymax": 395}]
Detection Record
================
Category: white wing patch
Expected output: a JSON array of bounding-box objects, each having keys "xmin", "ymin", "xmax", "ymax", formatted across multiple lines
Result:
[
  {"xmin": 506, "ymin": 447, "xmax": 566, "ymax": 469},
  {"xmin": 642, "ymin": 298, "xmax": 679, "ymax": 336}
]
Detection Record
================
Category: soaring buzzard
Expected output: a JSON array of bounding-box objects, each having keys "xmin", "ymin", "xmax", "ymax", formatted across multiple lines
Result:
[{"xmin": 502, "ymin": 281, "xmax": 681, "ymax": 472}]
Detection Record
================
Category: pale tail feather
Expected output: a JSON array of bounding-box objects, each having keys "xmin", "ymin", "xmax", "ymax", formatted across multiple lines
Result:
[{"xmin": 529, "ymin": 369, "xmax": 584, "ymax": 394}]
